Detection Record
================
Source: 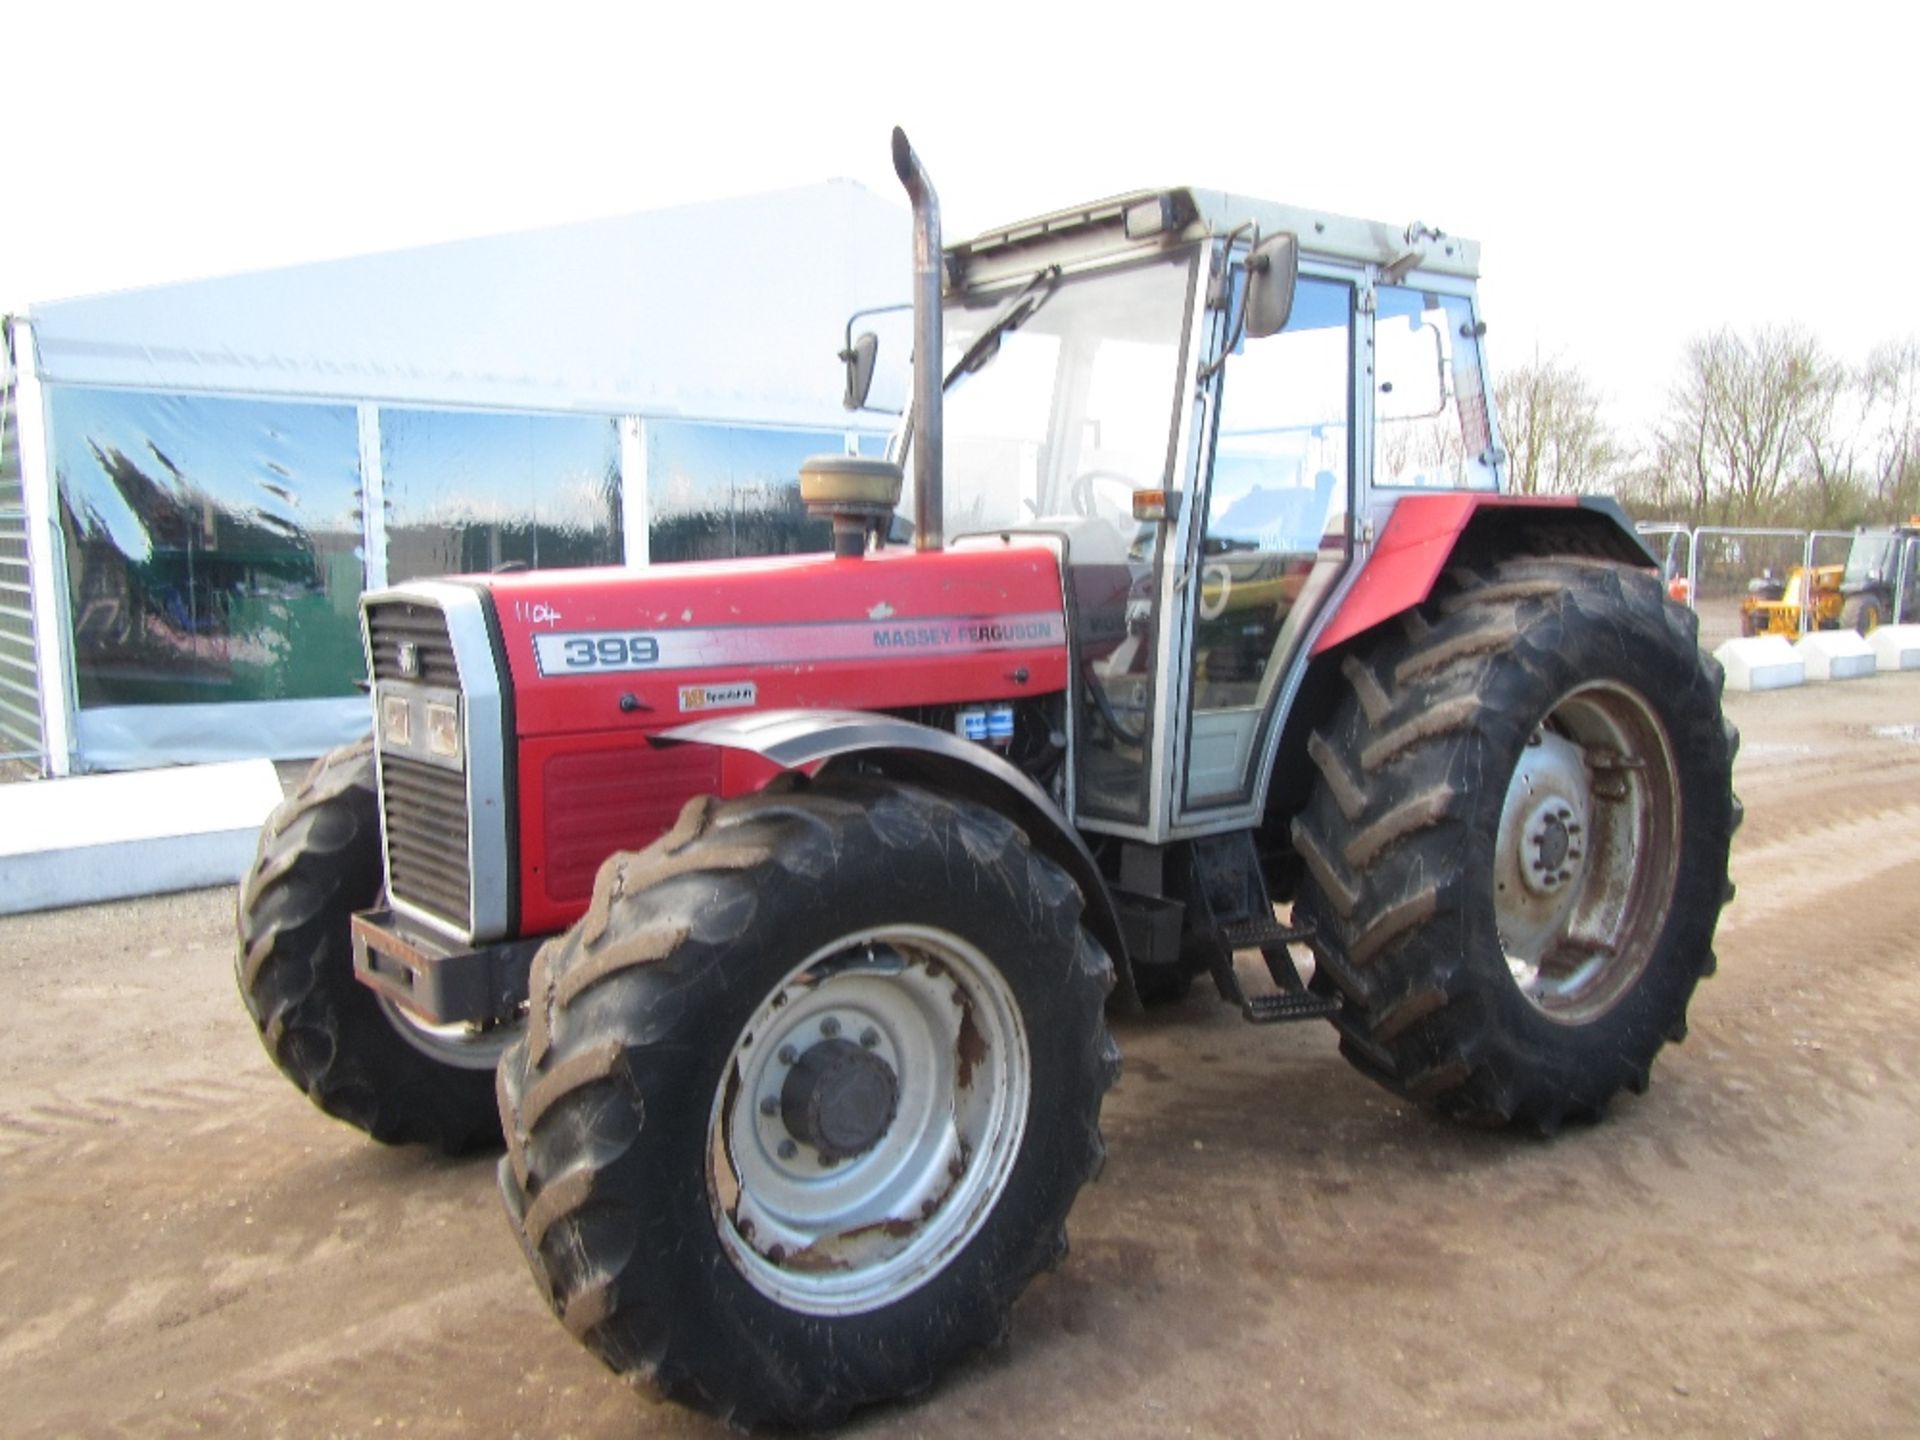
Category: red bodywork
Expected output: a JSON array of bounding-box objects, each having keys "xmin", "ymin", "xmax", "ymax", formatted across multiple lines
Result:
[
  {"xmin": 481, "ymin": 546, "xmax": 1070, "ymax": 935},
  {"xmin": 1311, "ymin": 494, "xmax": 1581, "ymax": 655},
  {"xmin": 474, "ymin": 494, "xmax": 1628, "ymax": 936}
]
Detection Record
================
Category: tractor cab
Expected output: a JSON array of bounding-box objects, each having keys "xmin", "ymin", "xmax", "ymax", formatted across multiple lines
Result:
[{"xmin": 862, "ymin": 188, "xmax": 1497, "ymax": 840}]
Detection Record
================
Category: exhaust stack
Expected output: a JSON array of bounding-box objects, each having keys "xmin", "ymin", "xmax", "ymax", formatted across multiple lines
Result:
[{"xmin": 892, "ymin": 127, "xmax": 942, "ymax": 552}]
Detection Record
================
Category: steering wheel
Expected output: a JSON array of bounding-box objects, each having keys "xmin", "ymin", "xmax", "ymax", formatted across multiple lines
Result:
[{"xmin": 1067, "ymin": 470, "xmax": 1139, "ymax": 520}]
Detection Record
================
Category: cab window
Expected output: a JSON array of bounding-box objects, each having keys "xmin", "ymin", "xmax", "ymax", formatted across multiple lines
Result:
[{"xmin": 1375, "ymin": 286, "xmax": 1496, "ymax": 490}]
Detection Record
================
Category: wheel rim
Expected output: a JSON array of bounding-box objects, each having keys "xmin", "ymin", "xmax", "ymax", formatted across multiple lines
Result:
[
  {"xmin": 378, "ymin": 997, "xmax": 517, "ymax": 1070},
  {"xmin": 1493, "ymin": 681, "xmax": 1681, "ymax": 1025},
  {"xmin": 708, "ymin": 925, "xmax": 1031, "ymax": 1316}
]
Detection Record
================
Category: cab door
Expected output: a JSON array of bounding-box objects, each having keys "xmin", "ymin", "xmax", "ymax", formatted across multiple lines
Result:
[{"xmin": 1176, "ymin": 270, "xmax": 1360, "ymax": 814}]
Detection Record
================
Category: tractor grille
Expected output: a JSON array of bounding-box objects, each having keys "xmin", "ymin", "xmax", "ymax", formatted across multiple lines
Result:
[
  {"xmin": 366, "ymin": 601, "xmax": 461, "ymax": 688},
  {"xmin": 379, "ymin": 753, "xmax": 473, "ymax": 927},
  {"xmin": 366, "ymin": 599, "xmax": 472, "ymax": 933}
]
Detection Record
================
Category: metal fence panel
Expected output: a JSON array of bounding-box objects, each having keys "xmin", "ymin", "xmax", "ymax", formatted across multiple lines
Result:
[{"xmin": 1688, "ymin": 528, "xmax": 1808, "ymax": 652}]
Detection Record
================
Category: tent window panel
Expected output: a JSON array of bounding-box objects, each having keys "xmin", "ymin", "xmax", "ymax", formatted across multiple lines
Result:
[
  {"xmin": 48, "ymin": 387, "xmax": 365, "ymax": 707},
  {"xmin": 645, "ymin": 422, "xmax": 835, "ymax": 563},
  {"xmin": 381, "ymin": 409, "xmax": 622, "ymax": 583}
]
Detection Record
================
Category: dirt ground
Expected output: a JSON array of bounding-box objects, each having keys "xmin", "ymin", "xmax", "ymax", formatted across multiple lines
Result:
[{"xmin": 3, "ymin": 677, "xmax": 1918, "ymax": 1440}]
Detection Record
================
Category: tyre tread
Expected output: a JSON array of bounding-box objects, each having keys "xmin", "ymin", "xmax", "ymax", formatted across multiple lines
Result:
[
  {"xmin": 1293, "ymin": 556, "xmax": 1738, "ymax": 1130},
  {"xmin": 497, "ymin": 774, "xmax": 1116, "ymax": 1429},
  {"xmin": 234, "ymin": 738, "xmax": 500, "ymax": 1152}
]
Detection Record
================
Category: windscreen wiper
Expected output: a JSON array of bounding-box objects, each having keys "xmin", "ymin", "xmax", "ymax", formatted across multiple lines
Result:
[{"xmin": 943, "ymin": 266, "xmax": 1061, "ymax": 390}]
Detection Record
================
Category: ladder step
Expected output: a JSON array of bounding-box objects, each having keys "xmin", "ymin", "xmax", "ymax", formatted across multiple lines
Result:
[
  {"xmin": 1221, "ymin": 915, "xmax": 1314, "ymax": 953},
  {"xmin": 1205, "ymin": 946, "xmax": 1342, "ymax": 1026},
  {"xmin": 1241, "ymin": 991, "xmax": 1343, "ymax": 1025}
]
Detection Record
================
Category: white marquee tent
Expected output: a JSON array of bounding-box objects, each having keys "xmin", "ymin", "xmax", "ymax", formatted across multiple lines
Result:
[{"xmin": 2, "ymin": 181, "xmax": 908, "ymax": 773}]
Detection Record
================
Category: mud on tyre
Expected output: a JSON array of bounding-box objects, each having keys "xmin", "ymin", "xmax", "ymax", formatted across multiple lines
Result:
[
  {"xmin": 497, "ymin": 773, "xmax": 1118, "ymax": 1429},
  {"xmin": 235, "ymin": 739, "xmax": 502, "ymax": 1152},
  {"xmin": 1292, "ymin": 556, "xmax": 1738, "ymax": 1132}
]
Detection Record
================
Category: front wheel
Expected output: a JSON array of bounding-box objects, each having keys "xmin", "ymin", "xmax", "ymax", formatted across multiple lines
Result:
[
  {"xmin": 497, "ymin": 775, "xmax": 1117, "ymax": 1429},
  {"xmin": 235, "ymin": 739, "xmax": 504, "ymax": 1151},
  {"xmin": 1842, "ymin": 593, "xmax": 1885, "ymax": 635},
  {"xmin": 1293, "ymin": 557, "xmax": 1738, "ymax": 1132}
]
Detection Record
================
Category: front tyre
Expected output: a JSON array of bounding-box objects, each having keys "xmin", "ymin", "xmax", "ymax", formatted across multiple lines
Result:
[
  {"xmin": 235, "ymin": 739, "xmax": 503, "ymax": 1151},
  {"xmin": 497, "ymin": 776, "xmax": 1117, "ymax": 1429},
  {"xmin": 1841, "ymin": 593, "xmax": 1884, "ymax": 634},
  {"xmin": 1293, "ymin": 557, "xmax": 1738, "ymax": 1132}
]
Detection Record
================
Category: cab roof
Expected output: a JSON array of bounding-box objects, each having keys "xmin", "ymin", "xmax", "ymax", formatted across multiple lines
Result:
[{"xmin": 949, "ymin": 187, "xmax": 1480, "ymax": 289}]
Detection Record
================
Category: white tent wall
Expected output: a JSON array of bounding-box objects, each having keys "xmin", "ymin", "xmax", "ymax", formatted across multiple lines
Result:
[
  {"xmin": 16, "ymin": 183, "xmax": 908, "ymax": 773},
  {"xmin": 29, "ymin": 182, "xmax": 909, "ymax": 424}
]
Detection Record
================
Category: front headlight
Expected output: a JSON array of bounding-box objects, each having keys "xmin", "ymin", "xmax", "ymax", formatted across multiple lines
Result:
[
  {"xmin": 381, "ymin": 694, "xmax": 411, "ymax": 747},
  {"xmin": 426, "ymin": 701, "xmax": 462, "ymax": 762}
]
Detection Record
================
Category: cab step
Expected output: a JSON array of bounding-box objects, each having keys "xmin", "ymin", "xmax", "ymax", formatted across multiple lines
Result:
[
  {"xmin": 1206, "ymin": 946, "xmax": 1343, "ymax": 1025},
  {"xmin": 1239, "ymin": 990, "xmax": 1344, "ymax": 1024},
  {"xmin": 1220, "ymin": 914, "xmax": 1316, "ymax": 953},
  {"xmin": 1205, "ymin": 926, "xmax": 1342, "ymax": 1026}
]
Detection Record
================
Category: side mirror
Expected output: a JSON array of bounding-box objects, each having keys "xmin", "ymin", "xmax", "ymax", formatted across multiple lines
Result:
[
  {"xmin": 1243, "ymin": 234, "xmax": 1299, "ymax": 339},
  {"xmin": 841, "ymin": 332, "xmax": 879, "ymax": 412}
]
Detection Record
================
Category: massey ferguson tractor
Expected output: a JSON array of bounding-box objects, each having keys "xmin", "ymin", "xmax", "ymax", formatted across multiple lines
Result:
[{"xmin": 237, "ymin": 131, "xmax": 1738, "ymax": 1427}]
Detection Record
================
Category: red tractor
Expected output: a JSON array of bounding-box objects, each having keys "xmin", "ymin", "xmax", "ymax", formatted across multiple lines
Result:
[{"xmin": 238, "ymin": 132, "xmax": 1738, "ymax": 1427}]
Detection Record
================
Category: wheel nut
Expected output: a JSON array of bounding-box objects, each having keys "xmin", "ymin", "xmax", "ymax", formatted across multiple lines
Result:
[
  {"xmin": 860, "ymin": 1027, "xmax": 880, "ymax": 1049},
  {"xmin": 777, "ymin": 1139, "xmax": 798, "ymax": 1160},
  {"xmin": 819, "ymin": 1017, "xmax": 841, "ymax": 1038},
  {"xmin": 777, "ymin": 1045, "xmax": 798, "ymax": 1065},
  {"xmin": 759, "ymin": 1095, "xmax": 779, "ymax": 1117}
]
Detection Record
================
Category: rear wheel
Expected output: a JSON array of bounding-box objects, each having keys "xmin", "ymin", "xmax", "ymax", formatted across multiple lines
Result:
[
  {"xmin": 1292, "ymin": 557, "xmax": 1738, "ymax": 1132},
  {"xmin": 497, "ymin": 775, "xmax": 1117, "ymax": 1428},
  {"xmin": 235, "ymin": 739, "xmax": 503, "ymax": 1151}
]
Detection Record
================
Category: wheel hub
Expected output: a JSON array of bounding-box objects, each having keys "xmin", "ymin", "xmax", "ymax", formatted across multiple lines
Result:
[
  {"xmin": 1494, "ymin": 727, "xmax": 1596, "ymax": 968},
  {"xmin": 1518, "ymin": 797, "xmax": 1586, "ymax": 896},
  {"xmin": 1492, "ymin": 684, "xmax": 1683, "ymax": 1025},
  {"xmin": 780, "ymin": 1038, "xmax": 900, "ymax": 1161},
  {"xmin": 712, "ymin": 930, "xmax": 1032, "ymax": 1316}
]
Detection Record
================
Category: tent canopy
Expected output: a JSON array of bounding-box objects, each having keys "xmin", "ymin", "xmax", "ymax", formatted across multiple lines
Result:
[{"xmin": 28, "ymin": 181, "xmax": 909, "ymax": 429}]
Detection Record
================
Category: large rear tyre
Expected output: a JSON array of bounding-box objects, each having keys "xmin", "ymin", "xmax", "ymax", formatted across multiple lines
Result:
[
  {"xmin": 497, "ymin": 775, "xmax": 1117, "ymax": 1429},
  {"xmin": 235, "ymin": 739, "xmax": 503, "ymax": 1152},
  {"xmin": 1293, "ymin": 557, "xmax": 1738, "ymax": 1132}
]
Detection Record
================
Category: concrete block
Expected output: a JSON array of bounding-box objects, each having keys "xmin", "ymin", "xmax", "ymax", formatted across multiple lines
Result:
[
  {"xmin": 1795, "ymin": 629, "xmax": 1877, "ymax": 681},
  {"xmin": 1713, "ymin": 635, "xmax": 1805, "ymax": 692},
  {"xmin": 0, "ymin": 760, "xmax": 283, "ymax": 916},
  {"xmin": 1866, "ymin": 624, "xmax": 1920, "ymax": 671}
]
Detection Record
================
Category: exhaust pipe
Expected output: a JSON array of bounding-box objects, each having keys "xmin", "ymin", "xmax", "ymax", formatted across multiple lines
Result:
[{"xmin": 892, "ymin": 127, "xmax": 942, "ymax": 552}]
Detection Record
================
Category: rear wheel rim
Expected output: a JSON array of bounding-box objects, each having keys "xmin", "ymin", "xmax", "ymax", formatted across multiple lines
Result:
[
  {"xmin": 1493, "ymin": 681, "xmax": 1681, "ymax": 1025},
  {"xmin": 709, "ymin": 925, "xmax": 1030, "ymax": 1316}
]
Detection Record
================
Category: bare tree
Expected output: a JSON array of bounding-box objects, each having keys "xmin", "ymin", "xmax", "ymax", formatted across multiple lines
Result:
[
  {"xmin": 1655, "ymin": 326, "xmax": 1837, "ymax": 525},
  {"xmin": 1861, "ymin": 338, "xmax": 1920, "ymax": 516},
  {"xmin": 1797, "ymin": 353, "xmax": 1866, "ymax": 528},
  {"xmin": 1495, "ymin": 352, "xmax": 1623, "ymax": 495}
]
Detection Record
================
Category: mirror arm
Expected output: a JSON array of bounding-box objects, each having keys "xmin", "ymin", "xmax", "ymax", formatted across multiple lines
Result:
[{"xmin": 1197, "ymin": 226, "xmax": 1261, "ymax": 387}]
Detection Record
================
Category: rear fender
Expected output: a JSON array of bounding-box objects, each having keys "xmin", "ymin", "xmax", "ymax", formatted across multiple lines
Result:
[
  {"xmin": 1312, "ymin": 494, "xmax": 1655, "ymax": 655},
  {"xmin": 1258, "ymin": 495, "xmax": 1661, "ymax": 868},
  {"xmin": 657, "ymin": 709, "xmax": 1135, "ymax": 1004}
]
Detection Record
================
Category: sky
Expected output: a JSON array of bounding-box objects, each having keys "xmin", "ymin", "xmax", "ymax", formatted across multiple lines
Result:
[{"xmin": 7, "ymin": 1, "xmax": 1916, "ymax": 439}]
